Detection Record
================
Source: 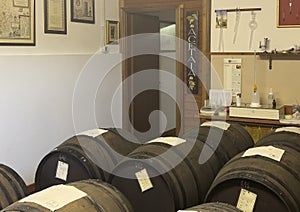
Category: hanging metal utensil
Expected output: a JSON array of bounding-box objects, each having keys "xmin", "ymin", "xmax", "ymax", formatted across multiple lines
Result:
[
  {"xmin": 248, "ymin": 11, "xmax": 257, "ymax": 50},
  {"xmin": 233, "ymin": 8, "xmax": 241, "ymax": 44}
]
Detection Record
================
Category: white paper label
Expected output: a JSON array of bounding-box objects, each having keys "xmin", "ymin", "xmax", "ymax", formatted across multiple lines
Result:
[
  {"xmin": 236, "ymin": 188, "xmax": 257, "ymax": 212},
  {"xmin": 76, "ymin": 129, "xmax": 108, "ymax": 138},
  {"xmin": 275, "ymin": 127, "xmax": 300, "ymax": 135},
  {"xmin": 19, "ymin": 185, "xmax": 87, "ymax": 211},
  {"xmin": 147, "ymin": 137, "xmax": 186, "ymax": 146},
  {"xmin": 242, "ymin": 146, "xmax": 285, "ymax": 162},
  {"xmin": 135, "ymin": 169, "xmax": 153, "ymax": 192},
  {"xmin": 201, "ymin": 121, "xmax": 230, "ymax": 130},
  {"xmin": 55, "ymin": 161, "xmax": 69, "ymax": 181}
]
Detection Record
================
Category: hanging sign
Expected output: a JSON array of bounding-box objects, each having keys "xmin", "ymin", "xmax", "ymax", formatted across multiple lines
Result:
[{"xmin": 186, "ymin": 11, "xmax": 199, "ymax": 94}]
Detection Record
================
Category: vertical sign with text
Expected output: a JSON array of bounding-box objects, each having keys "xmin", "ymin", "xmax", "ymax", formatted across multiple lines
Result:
[{"xmin": 186, "ymin": 11, "xmax": 199, "ymax": 94}]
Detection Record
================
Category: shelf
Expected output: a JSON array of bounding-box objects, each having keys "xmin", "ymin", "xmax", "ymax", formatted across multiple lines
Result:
[{"xmin": 259, "ymin": 52, "xmax": 300, "ymax": 70}]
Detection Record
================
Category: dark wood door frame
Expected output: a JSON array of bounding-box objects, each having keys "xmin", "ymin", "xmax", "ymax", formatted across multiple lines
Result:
[{"xmin": 120, "ymin": 0, "xmax": 211, "ymax": 135}]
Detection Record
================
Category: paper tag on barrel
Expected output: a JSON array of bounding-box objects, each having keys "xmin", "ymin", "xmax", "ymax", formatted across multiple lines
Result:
[
  {"xmin": 201, "ymin": 121, "xmax": 230, "ymax": 130},
  {"xmin": 135, "ymin": 169, "xmax": 153, "ymax": 192},
  {"xmin": 275, "ymin": 127, "xmax": 300, "ymax": 135},
  {"xmin": 236, "ymin": 188, "xmax": 257, "ymax": 212},
  {"xmin": 242, "ymin": 146, "xmax": 285, "ymax": 162},
  {"xmin": 147, "ymin": 137, "xmax": 186, "ymax": 146},
  {"xmin": 19, "ymin": 185, "xmax": 87, "ymax": 211},
  {"xmin": 55, "ymin": 161, "xmax": 69, "ymax": 181},
  {"xmin": 76, "ymin": 129, "xmax": 108, "ymax": 138}
]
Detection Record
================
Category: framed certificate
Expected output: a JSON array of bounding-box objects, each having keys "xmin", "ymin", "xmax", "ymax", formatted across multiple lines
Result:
[
  {"xmin": 71, "ymin": 0, "xmax": 95, "ymax": 24},
  {"xmin": 44, "ymin": 0, "xmax": 67, "ymax": 34},
  {"xmin": 0, "ymin": 0, "xmax": 35, "ymax": 45}
]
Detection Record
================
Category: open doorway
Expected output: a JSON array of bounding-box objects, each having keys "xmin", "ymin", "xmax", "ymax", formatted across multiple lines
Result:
[
  {"xmin": 122, "ymin": 10, "xmax": 177, "ymax": 142},
  {"xmin": 120, "ymin": 1, "xmax": 211, "ymax": 139}
]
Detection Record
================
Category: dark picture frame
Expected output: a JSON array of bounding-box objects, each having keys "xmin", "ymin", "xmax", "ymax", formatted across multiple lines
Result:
[
  {"xmin": 71, "ymin": 0, "xmax": 95, "ymax": 24},
  {"xmin": 44, "ymin": 0, "xmax": 67, "ymax": 34},
  {"xmin": 0, "ymin": 0, "xmax": 35, "ymax": 45},
  {"xmin": 106, "ymin": 20, "xmax": 119, "ymax": 44}
]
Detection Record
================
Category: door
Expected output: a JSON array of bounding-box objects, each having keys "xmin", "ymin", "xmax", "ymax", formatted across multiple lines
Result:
[{"xmin": 123, "ymin": 13, "xmax": 160, "ymax": 142}]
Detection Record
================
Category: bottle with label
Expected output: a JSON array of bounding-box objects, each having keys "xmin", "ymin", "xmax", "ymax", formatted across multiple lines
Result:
[
  {"xmin": 267, "ymin": 88, "xmax": 274, "ymax": 107},
  {"xmin": 236, "ymin": 93, "xmax": 241, "ymax": 107}
]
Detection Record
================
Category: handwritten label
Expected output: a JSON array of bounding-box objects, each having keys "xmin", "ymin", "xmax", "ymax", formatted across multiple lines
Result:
[
  {"xmin": 147, "ymin": 137, "xmax": 186, "ymax": 146},
  {"xmin": 20, "ymin": 185, "xmax": 87, "ymax": 211},
  {"xmin": 135, "ymin": 169, "xmax": 153, "ymax": 192},
  {"xmin": 76, "ymin": 129, "xmax": 108, "ymax": 138},
  {"xmin": 242, "ymin": 146, "xmax": 285, "ymax": 162},
  {"xmin": 201, "ymin": 121, "xmax": 230, "ymax": 130},
  {"xmin": 275, "ymin": 127, "xmax": 300, "ymax": 135},
  {"xmin": 55, "ymin": 161, "xmax": 69, "ymax": 181},
  {"xmin": 236, "ymin": 188, "xmax": 257, "ymax": 212}
]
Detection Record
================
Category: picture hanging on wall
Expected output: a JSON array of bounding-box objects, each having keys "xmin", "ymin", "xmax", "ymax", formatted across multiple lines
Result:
[
  {"xmin": 71, "ymin": 0, "xmax": 95, "ymax": 24},
  {"xmin": 277, "ymin": 0, "xmax": 300, "ymax": 27},
  {"xmin": 0, "ymin": 0, "xmax": 35, "ymax": 45},
  {"xmin": 44, "ymin": 0, "xmax": 67, "ymax": 34},
  {"xmin": 106, "ymin": 20, "xmax": 119, "ymax": 44}
]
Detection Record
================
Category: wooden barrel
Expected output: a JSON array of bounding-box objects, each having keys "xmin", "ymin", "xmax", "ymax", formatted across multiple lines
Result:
[
  {"xmin": 255, "ymin": 127, "xmax": 300, "ymax": 152},
  {"xmin": 183, "ymin": 121, "xmax": 254, "ymax": 166},
  {"xmin": 205, "ymin": 144, "xmax": 300, "ymax": 212},
  {"xmin": 1, "ymin": 179, "xmax": 133, "ymax": 212},
  {"xmin": 109, "ymin": 126, "xmax": 253, "ymax": 212},
  {"xmin": 180, "ymin": 202, "xmax": 242, "ymax": 212},
  {"xmin": 35, "ymin": 128, "xmax": 140, "ymax": 191},
  {"xmin": 0, "ymin": 164, "xmax": 29, "ymax": 210}
]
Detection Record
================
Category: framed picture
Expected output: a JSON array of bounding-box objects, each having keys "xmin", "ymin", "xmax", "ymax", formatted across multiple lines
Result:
[
  {"xmin": 277, "ymin": 0, "xmax": 300, "ymax": 27},
  {"xmin": 106, "ymin": 20, "xmax": 119, "ymax": 44},
  {"xmin": 44, "ymin": 0, "xmax": 67, "ymax": 34},
  {"xmin": 0, "ymin": 0, "xmax": 35, "ymax": 45},
  {"xmin": 71, "ymin": 0, "xmax": 95, "ymax": 24}
]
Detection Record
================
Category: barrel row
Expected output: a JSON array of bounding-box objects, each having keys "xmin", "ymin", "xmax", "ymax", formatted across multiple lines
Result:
[{"xmin": 2, "ymin": 123, "xmax": 254, "ymax": 212}]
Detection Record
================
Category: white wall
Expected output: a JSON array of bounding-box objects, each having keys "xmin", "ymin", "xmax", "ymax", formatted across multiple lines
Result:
[
  {"xmin": 159, "ymin": 52, "xmax": 176, "ymax": 132},
  {"xmin": 211, "ymin": 0, "xmax": 300, "ymax": 52},
  {"xmin": 0, "ymin": 0, "xmax": 120, "ymax": 184}
]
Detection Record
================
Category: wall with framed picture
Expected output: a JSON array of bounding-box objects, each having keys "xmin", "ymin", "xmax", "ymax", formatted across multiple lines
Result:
[
  {"xmin": 211, "ymin": 0, "xmax": 300, "ymax": 52},
  {"xmin": 0, "ymin": 0, "xmax": 121, "ymax": 186}
]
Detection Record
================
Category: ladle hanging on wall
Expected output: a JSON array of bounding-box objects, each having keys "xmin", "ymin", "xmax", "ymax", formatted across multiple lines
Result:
[{"xmin": 248, "ymin": 11, "xmax": 258, "ymax": 50}]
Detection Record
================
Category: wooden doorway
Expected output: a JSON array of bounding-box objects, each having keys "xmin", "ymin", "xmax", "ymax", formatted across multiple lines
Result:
[{"xmin": 120, "ymin": 0, "xmax": 211, "ymax": 138}]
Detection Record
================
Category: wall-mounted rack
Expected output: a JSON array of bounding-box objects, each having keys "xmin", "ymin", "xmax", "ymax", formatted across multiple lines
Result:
[
  {"xmin": 215, "ymin": 7, "xmax": 261, "ymax": 12},
  {"xmin": 259, "ymin": 52, "xmax": 300, "ymax": 70},
  {"xmin": 214, "ymin": 8, "xmax": 262, "ymax": 13}
]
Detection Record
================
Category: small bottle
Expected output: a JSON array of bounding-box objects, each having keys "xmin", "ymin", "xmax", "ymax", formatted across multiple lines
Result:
[
  {"xmin": 272, "ymin": 99, "xmax": 276, "ymax": 109},
  {"xmin": 236, "ymin": 93, "xmax": 241, "ymax": 107},
  {"xmin": 267, "ymin": 88, "xmax": 274, "ymax": 107}
]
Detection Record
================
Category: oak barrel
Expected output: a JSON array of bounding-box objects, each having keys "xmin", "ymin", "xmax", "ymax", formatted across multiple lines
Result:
[
  {"xmin": 205, "ymin": 145, "xmax": 300, "ymax": 212},
  {"xmin": 0, "ymin": 164, "xmax": 28, "ymax": 210},
  {"xmin": 255, "ymin": 127, "xmax": 300, "ymax": 152},
  {"xmin": 1, "ymin": 179, "xmax": 133, "ymax": 212},
  {"xmin": 35, "ymin": 128, "xmax": 140, "ymax": 191}
]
